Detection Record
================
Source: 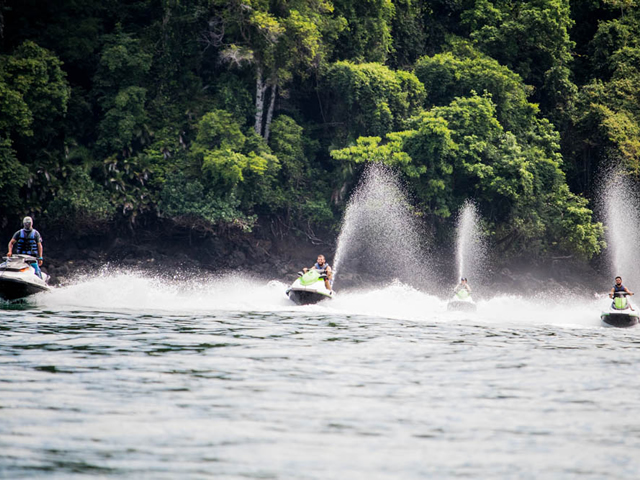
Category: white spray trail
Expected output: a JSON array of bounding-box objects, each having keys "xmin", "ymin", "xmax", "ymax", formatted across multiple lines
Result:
[{"xmin": 28, "ymin": 268, "xmax": 603, "ymax": 328}]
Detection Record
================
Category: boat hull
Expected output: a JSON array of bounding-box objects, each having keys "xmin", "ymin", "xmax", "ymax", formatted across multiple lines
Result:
[
  {"xmin": 0, "ymin": 277, "xmax": 50, "ymax": 301},
  {"xmin": 601, "ymin": 312, "xmax": 639, "ymax": 328},
  {"xmin": 0, "ymin": 255, "xmax": 51, "ymax": 301},
  {"xmin": 287, "ymin": 288, "xmax": 332, "ymax": 305},
  {"xmin": 447, "ymin": 300, "xmax": 477, "ymax": 312}
]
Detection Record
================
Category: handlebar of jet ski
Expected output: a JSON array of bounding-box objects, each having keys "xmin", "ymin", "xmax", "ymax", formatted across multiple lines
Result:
[
  {"xmin": 297, "ymin": 270, "xmax": 328, "ymax": 279},
  {"xmin": 3, "ymin": 254, "xmax": 38, "ymax": 262}
]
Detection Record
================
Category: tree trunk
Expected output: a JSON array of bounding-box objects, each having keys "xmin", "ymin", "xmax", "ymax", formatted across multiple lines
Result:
[
  {"xmin": 255, "ymin": 66, "xmax": 266, "ymax": 136},
  {"xmin": 264, "ymin": 83, "xmax": 277, "ymax": 141}
]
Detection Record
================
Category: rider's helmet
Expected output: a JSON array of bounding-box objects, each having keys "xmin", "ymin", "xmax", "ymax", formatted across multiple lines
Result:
[{"xmin": 23, "ymin": 216, "xmax": 33, "ymax": 230}]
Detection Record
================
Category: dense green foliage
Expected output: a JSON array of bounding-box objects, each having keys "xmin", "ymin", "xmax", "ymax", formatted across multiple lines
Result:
[{"xmin": 3, "ymin": 0, "xmax": 639, "ymax": 259}]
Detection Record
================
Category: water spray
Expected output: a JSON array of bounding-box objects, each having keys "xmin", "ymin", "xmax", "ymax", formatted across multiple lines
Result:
[
  {"xmin": 601, "ymin": 173, "xmax": 640, "ymax": 288},
  {"xmin": 455, "ymin": 200, "xmax": 487, "ymax": 286},
  {"xmin": 333, "ymin": 164, "xmax": 433, "ymax": 288}
]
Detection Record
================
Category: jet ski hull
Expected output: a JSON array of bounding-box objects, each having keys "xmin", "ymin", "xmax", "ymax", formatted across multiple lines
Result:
[
  {"xmin": 0, "ymin": 255, "xmax": 51, "ymax": 301},
  {"xmin": 0, "ymin": 277, "xmax": 50, "ymax": 301},
  {"xmin": 447, "ymin": 300, "xmax": 477, "ymax": 312},
  {"xmin": 286, "ymin": 270, "xmax": 334, "ymax": 305},
  {"xmin": 287, "ymin": 288, "xmax": 332, "ymax": 305},
  {"xmin": 447, "ymin": 289, "xmax": 477, "ymax": 312},
  {"xmin": 601, "ymin": 312, "xmax": 639, "ymax": 328}
]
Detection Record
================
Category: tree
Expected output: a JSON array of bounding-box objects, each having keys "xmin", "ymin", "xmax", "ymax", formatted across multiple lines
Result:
[
  {"xmin": 1, "ymin": 40, "xmax": 70, "ymax": 140},
  {"xmin": 323, "ymin": 61, "xmax": 425, "ymax": 142},
  {"xmin": 208, "ymin": 0, "xmax": 343, "ymax": 140},
  {"xmin": 93, "ymin": 30, "xmax": 153, "ymax": 157},
  {"xmin": 190, "ymin": 109, "xmax": 281, "ymax": 212},
  {"xmin": 0, "ymin": 40, "xmax": 70, "ymax": 219},
  {"xmin": 332, "ymin": 94, "xmax": 604, "ymax": 258},
  {"xmin": 414, "ymin": 46, "xmax": 537, "ymax": 133},
  {"xmin": 566, "ymin": 6, "xmax": 640, "ymax": 184},
  {"xmin": 461, "ymin": 0, "xmax": 577, "ymax": 114},
  {"xmin": 331, "ymin": 0, "xmax": 394, "ymax": 63}
]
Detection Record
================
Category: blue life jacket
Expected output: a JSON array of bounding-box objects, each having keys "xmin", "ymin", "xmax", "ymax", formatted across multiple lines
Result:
[
  {"xmin": 613, "ymin": 284, "xmax": 627, "ymax": 293},
  {"xmin": 16, "ymin": 229, "xmax": 39, "ymax": 256},
  {"xmin": 314, "ymin": 262, "xmax": 330, "ymax": 275}
]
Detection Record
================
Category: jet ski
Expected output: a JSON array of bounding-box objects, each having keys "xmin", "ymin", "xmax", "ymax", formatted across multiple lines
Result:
[
  {"xmin": 0, "ymin": 255, "xmax": 51, "ymax": 301},
  {"xmin": 601, "ymin": 292, "xmax": 639, "ymax": 328},
  {"xmin": 447, "ymin": 288, "xmax": 477, "ymax": 312},
  {"xmin": 286, "ymin": 270, "xmax": 334, "ymax": 305}
]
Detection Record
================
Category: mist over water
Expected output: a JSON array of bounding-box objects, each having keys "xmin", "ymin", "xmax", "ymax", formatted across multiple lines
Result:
[
  {"xmin": 333, "ymin": 164, "xmax": 433, "ymax": 288},
  {"xmin": 456, "ymin": 200, "xmax": 487, "ymax": 285},
  {"xmin": 602, "ymin": 173, "xmax": 640, "ymax": 288}
]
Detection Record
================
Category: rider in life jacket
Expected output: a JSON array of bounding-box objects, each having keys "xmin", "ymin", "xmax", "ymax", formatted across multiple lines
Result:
[
  {"xmin": 7, "ymin": 216, "xmax": 44, "ymax": 278},
  {"xmin": 454, "ymin": 277, "xmax": 472, "ymax": 294},
  {"xmin": 303, "ymin": 254, "xmax": 333, "ymax": 291},
  {"xmin": 610, "ymin": 276, "xmax": 634, "ymax": 310}
]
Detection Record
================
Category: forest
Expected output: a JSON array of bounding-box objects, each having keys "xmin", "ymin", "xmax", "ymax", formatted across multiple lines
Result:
[{"xmin": 1, "ymin": 0, "xmax": 639, "ymax": 261}]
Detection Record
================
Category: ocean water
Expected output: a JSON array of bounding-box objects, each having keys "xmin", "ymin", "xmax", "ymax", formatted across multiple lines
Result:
[{"xmin": 1, "ymin": 272, "xmax": 640, "ymax": 479}]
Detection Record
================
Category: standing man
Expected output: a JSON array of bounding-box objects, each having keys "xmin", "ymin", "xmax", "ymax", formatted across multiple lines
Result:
[
  {"xmin": 303, "ymin": 254, "xmax": 333, "ymax": 291},
  {"xmin": 7, "ymin": 216, "xmax": 44, "ymax": 278}
]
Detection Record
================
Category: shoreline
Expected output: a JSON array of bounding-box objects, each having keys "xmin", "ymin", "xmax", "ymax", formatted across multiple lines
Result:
[{"xmin": 9, "ymin": 226, "xmax": 609, "ymax": 300}]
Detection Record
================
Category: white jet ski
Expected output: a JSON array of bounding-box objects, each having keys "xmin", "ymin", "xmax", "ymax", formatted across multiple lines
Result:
[
  {"xmin": 447, "ymin": 288, "xmax": 477, "ymax": 312},
  {"xmin": 286, "ymin": 270, "xmax": 334, "ymax": 305},
  {"xmin": 0, "ymin": 255, "xmax": 51, "ymax": 301},
  {"xmin": 601, "ymin": 292, "xmax": 639, "ymax": 328}
]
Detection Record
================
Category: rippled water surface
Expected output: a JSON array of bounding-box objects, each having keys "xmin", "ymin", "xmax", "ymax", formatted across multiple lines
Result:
[{"xmin": 2, "ymin": 273, "xmax": 640, "ymax": 479}]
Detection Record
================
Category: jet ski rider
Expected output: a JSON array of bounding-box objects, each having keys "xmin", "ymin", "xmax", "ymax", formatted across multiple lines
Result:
[
  {"xmin": 7, "ymin": 216, "xmax": 44, "ymax": 278},
  {"xmin": 610, "ymin": 276, "xmax": 634, "ymax": 310},
  {"xmin": 454, "ymin": 277, "xmax": 471, "ymax": 293},
  {"xmin": 303, "ymin": 254, "xmax": 333, "ymax": 291}
]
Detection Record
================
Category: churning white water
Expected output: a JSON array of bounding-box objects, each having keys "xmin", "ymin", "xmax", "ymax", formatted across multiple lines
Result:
[
  {"xmin": 333, "ymin": 164, "xmax": 432, "ymax": 288},
  {"xmin": 34, "ymin": 269, "xmax": 603, "ymax": 328}
]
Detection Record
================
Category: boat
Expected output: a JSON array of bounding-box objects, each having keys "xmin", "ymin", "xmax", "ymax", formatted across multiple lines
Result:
[
  {"xmin": 286, "ymin": 270, "xmax": 334, "ymax": 305},
  {"xmin": 601, "ymin": 292, "xmax": 639, "ymax": 328},
  {"xmin": 0, "ymin": 255, "xmax": 51, "ymax": 301},
  {"xmin": 447, "ymin": 288, "xmax": 477, "ymax": 312}
]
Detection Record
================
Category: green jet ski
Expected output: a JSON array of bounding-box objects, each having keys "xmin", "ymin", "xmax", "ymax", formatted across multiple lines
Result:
[
  {"xmin": 601, "ymin": 292, "xmax": 639, "ymax": 328},
  {"xmin": 286, "ymin": 269, "xmax": 334, "ymax": 305},
  {"xmin": 447, "ymin": 288, "xmax": 477, "ymax": 312}
]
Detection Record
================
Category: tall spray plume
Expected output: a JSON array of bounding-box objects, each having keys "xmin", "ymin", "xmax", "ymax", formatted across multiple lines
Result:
[
  {"xmin": 602, "ymin": 173, "xmax": 640, "ymax": 287},
  {"xmin": 455, "ymin": 200, "xmax": 488, "ymax": 285},
  {"xmin": 333, "ymin": 164, "xmax": 433, "ymax": 288}
]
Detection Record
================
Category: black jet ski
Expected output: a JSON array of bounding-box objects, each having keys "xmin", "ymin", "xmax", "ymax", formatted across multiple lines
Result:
[
  {"xmin": 447, "ymin": 288, "xmax": 477, "ymax": 312},
  {"xmin": 601, "ymin": 292, "xmax": 639, "ymax": 328},
  {"xmin": 286, "ymin": 270, "xmax": 334, "ymax": 305},
  {"xmin": 0, "ymin": 255, "xmax": 51, "ymax": 300}
]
